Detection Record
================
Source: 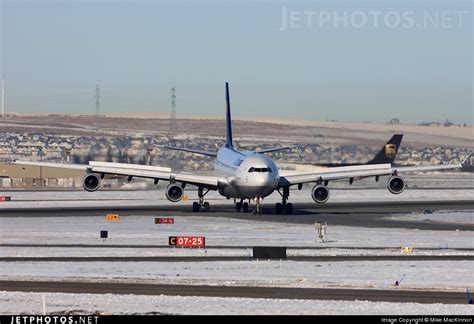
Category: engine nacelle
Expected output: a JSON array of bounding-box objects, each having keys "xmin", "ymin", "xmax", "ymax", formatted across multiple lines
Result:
[
  {"xmin": 387, "ymin": 176, "xmax": 405, "ymax": 194},
  {"xmin": 311, "ymin": 184, "xmax": 330, "ymax": 204},
  {"xmin": 82, "ymin": 174, "xmax": 101, "ymax": 192},
  {"xmin": 166, "ymin": 183, "xmax": 184, "ymax": 202}
]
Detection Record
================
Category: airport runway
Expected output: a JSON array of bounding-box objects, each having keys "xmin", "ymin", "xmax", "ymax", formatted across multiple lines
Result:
[
  {"xmin": 1, "ymin": 255, "xmax": 472, "ymax": 262},
  {"xmin": 0, "ymin": 281, "xmax": 468, "ymax": 304},
  {"xmin": 2, "ymin": 243, "xmax": 473, "ymax": 251},
  {"xmin": 1, "ymin": 200, "xmax": 473, "ymax": 231}
]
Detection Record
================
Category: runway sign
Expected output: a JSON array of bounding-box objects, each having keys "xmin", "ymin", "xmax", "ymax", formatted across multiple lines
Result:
[
  {"xmin": 155, "ymin": 218, "xmax": 174, "ymax": 224},
  {"xmin": 0, "ymin": 196, "xmax": 11, "ymax": 201},
  {"xmin": 253, "ymin": 246, "xmax": 287, "ymax": 259},
  {"xmin": 169, "ymin": 236, "xmax": 205, "ymax": 247},
  {"xmin": 100, "ymin": 231, "xmax": 108, "ymax": 239},
  {"xmin": 106, "ymin": 213, "xmax": 120, "ymax": 221},
  {"xmin": 401, "ymin": 247, "xmax": 413, "ymax": 253}
]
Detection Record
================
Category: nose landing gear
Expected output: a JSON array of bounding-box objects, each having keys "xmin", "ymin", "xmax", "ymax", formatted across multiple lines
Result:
[
  {"xmin": 275, "ymin": 186, "xmax": 293, "ymax": 215},
  {"xmin": 252, "ymin": 196, "xmax": 263, "ymax": 215}
]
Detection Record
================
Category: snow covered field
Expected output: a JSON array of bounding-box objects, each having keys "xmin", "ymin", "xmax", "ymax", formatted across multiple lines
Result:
[
  {"xmin": 1, "ymin": 291, "xmax": 473, "ymax": 315},
  {"xmin": 0, "ymin": 260, "xmax": 472, "ymax": 291},
  {"xmin": 0, "ymin": 214, "xmax": 472, "ymax": 248},
  {"xmin": 0, "ymin": 189, "xmax": 472, "ymax": 314}
]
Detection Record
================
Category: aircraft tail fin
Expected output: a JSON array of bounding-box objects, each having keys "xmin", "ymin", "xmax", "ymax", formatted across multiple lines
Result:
[
  {"xmin": 225, "ymin": 82, "xmax": 233, "ymax": 148},
  {"xmin": 367, "ymin": 134, "xmax": 403, "ymax": 164}
]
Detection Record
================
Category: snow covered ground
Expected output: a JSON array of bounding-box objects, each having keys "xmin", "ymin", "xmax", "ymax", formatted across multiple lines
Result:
[
  {"xmin": 0, "ymin": 189, "xmax": 472, "ymax": 314},
  {"xmin": 388, "ymin": 210, "xmax": 474, "ymax": 225},
  {"xmin": 0, "ymin": 214, "xmax": 472, "ymax": 248},
  {"xmin": 0, "ymin": 260, "xmax": 472, "ymax": 291},
  {"xmin": 1, "ymin": 291, "xmax": 473, "ymax": 315},
  {"xmin": 0, "ymin": 214, "xmax": 472, "ymax": 292}
]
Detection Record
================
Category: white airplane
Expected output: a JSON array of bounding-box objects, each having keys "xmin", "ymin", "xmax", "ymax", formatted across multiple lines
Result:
[{"xmin": 14, "ymin": 83, "xmax": 471, "ymax": 215}]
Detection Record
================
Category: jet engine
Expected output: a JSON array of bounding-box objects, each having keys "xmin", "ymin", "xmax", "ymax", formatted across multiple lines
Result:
[
  {"xmin": 311, "ymin": 184, "xmax": 330, "ymax": 204},
  {"xmin": 387, "ymin": 176, "xmax": 405, "ymax": 194},
  {"xmin": 166, "ymin": 183, "xmax": 184, "ymax": 202},
  {"xmin": 82, "ymin": 174, "xmax": 101, "ymax": 192}
]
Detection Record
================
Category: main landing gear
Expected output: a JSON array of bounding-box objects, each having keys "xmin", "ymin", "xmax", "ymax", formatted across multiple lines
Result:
[
  {"xmin": 234, "ymin": 197, "xmax": 262, "ymax": 215},
  {"xmin": 275, "ymin": 187, "xmax": 293, "ymax": 215},
  {"xmin": 192, "ymin": 187, "xmax": 210, "ymax": 212}
]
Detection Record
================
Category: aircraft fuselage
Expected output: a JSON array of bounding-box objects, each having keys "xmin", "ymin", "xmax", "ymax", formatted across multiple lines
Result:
[{"xmin": 214, "ymin": 147, "xmax": 279, "ymax": 199}]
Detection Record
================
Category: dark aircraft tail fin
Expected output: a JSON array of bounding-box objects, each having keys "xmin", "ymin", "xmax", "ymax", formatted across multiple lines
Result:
[
  {"xmin": 367, "ymin": 134, "xmax": 403, "ymax": 164},
  {"xmin": 225, "ymin": 82, "xmax": 234, "ymax": 148}
]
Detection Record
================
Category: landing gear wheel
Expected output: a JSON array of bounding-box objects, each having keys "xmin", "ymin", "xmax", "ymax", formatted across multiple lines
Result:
[
  {"xmin": 242, "ymin": 202, "xmax": 249, "ymax": 213},
  {"xmin": 235, "ymin": 202, "xmax": 242, "ymax": 212},
  {"xmin": 203, "ymin": 202, "xmax": 210, "ymax": 212},
  {"xmin": 252, "ymin": 207, "xmax": 257, "ymax": 215},
  {"xmin": 258, "ymin": 207, "xmax": 263, "ymax": 215},
  {"xmin": 275, "ymin": 203, "xmax": 282, "ymax": 214},
  {"xmin": 285, "ymin": 203, "xmax": 293, "ymax": 215},
  {"xmin": 192, "ymin": 202, "xmax": 199, "ymax": 212}
]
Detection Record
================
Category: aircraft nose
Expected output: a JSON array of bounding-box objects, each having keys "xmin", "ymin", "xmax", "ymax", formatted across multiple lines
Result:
[{"xmin": 244, "ymin": 173, "xmax": 277, "ymax": 197}]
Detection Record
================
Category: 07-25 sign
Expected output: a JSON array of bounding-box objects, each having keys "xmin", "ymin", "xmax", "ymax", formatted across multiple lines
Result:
[{"xmin": 169, "ymin": 236, "xmax": 205, "ymax": 247}]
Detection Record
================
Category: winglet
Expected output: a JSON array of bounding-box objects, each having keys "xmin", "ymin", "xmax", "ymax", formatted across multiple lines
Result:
[
  {"xmin": 462, "ymin": 153, "xmax": 472, "ymax": 166},
  {"xmin": 225, "ymin": 82, "xmax": 233, "ymax": 148}
]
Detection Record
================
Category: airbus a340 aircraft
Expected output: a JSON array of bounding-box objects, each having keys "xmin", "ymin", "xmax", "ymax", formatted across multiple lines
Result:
[{"xmin": 14, "ymin": 83, "xmax": 471, "ymax": 215}]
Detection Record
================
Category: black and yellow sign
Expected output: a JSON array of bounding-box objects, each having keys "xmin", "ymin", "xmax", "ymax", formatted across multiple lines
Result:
[
  {"xmin": 106, "ymin": 213, "xmax": 120, "ymax": 221},
  {"xmin": 169, "ymin": 236, "xmax": 177, "ymax": 246}
]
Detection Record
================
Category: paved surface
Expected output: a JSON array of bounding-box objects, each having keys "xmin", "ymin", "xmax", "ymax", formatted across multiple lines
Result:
[
  {"xmin": 1, "ymin": 255, "xmax": 472, "ymax": 262},
  {"xmin": 0, "ymin": 280, "xmax": 468, "ymax": 304},
  {"xmin": 2, "ymin": 244, "xmax": 473, "ymax": 251},
  {"xmin": 1, "ymin": 200, "xmax": 473, "ymax": 231}
]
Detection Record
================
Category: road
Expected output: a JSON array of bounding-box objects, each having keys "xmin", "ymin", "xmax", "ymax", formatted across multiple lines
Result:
[
  {"xmin": 1, "ymin": 200, "xmax": 473, "ymax": 231},
  {"xmin": 0, "ymin": 281, "xmax": 468, "ymax": 304},
  {"xmin": 1, "ymin": 255, "xmax": 473, "ymax": 262}
]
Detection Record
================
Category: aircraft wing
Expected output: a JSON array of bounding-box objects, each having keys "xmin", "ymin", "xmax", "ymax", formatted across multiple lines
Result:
[
  {"xmin": 13, "ymin": 160, "xmax": 226, "ymax": 189},
  {"xmin": 278, "ymin": 161, "xmax": 464, "ymax": 187},
  {"xmin": 278, "ymin": 164, "xmax": 392, "ymax": 186},
  {"xmin": 390, "ymin": 153, "xmax": 471, "ymax": 174},
  {"xmin": 391, "ymin": 163, "xmax": 462, "ymax": 173}
]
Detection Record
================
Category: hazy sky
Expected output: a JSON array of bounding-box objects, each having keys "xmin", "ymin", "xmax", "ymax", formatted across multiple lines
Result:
[{"xmin": 1, "ymin": 0, "xmax": 472, "ymax": 124}]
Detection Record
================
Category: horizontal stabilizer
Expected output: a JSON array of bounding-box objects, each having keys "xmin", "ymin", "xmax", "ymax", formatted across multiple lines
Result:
[
  {"xmin": 462, "ymin": 153, "xmax": 472, "ymax": 166},
  {"xmin": 160, "ymin": 145, "xmax": 218, "ymax": 157},
  {"xmin": 255, "ymin": 145, "xmax": 299, "ymax": 154}
]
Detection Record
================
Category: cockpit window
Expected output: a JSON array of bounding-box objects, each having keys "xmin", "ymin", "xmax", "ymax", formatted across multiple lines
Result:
[{"xmin": 248, "ymin": 167, "xmax": 273, "ymax": 173}]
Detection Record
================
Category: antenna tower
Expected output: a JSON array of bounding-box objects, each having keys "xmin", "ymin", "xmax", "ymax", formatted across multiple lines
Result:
[
  {"xmin": 169, "ymin": 87, "xmax": 177, "ymax": 135},
  {"xmin": 95, "ymin": 84, "xmax": 101, "ymax": 117}
]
